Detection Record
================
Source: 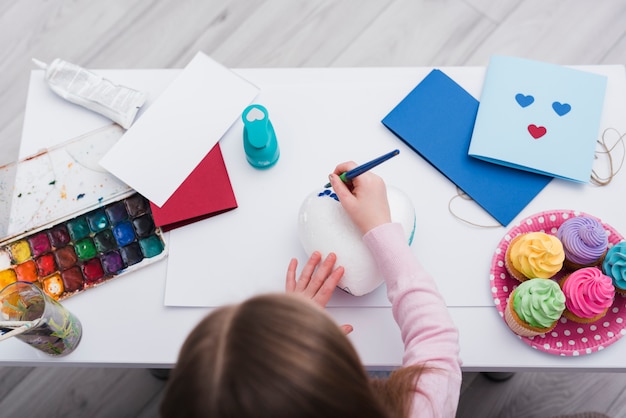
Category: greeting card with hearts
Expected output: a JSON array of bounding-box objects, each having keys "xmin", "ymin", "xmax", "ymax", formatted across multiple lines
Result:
[
  {"xmin": 381, "ymin": 69, "xmax": 552, "ymax": 226},
  {"xmin": 468, "ymin": 56, "xmax": 607, "ymax": 183}
]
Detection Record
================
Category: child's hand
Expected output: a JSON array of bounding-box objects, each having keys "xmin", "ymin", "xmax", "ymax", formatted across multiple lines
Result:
[
  {"xmin": 285, "ymin": 251, "xmax": 343, "ymax": 307},
  {"xmin": 285, "ymin": 252, "xmax": 353, "ymax": 334},
  {"xmin": 328, "ymin": 161, "xmax": 392, "ymax": 235}
]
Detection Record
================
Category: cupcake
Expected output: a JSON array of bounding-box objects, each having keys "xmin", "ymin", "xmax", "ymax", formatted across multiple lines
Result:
[
  {"xmin": 559, "ymin": 267, "xmax": 615, "ymax": 324},
  {"xmin": 505, "ymin": 232, "xmax": 565, "ymax": 281},
  {"xmin": 557, "ymin": 216, "xmax": 608, "ymax": 270},
  {"xmin": 504, "ymin": 279, "xmax": 566, "ymax": 337},
  {"xmin": 602, "ymin": 241, "xmax": 626, "ymax": 294}
]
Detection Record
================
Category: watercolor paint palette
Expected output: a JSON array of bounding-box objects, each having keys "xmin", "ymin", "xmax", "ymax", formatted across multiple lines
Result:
[
  {"xmin": 0, "ymin": 192, "xmax": 166, "ymax": 300},
  {"xmin": 0, "ymin": 125, "xmax": 167, "ymax": 300}
]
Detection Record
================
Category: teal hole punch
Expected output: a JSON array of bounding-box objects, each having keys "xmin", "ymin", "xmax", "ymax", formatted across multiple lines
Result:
[{"xmin": 242, "ymin": 104, "xmax": 279, "ymax": 169}]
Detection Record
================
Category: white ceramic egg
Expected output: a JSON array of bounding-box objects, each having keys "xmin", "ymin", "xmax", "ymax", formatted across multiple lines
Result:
[{"xmin": 298, "ymin": 185, "xmax": 415, "ymax": 296}]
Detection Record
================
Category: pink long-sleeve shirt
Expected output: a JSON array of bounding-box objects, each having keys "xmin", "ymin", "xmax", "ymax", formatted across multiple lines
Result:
[{"xmin": 363, "ymin": 223, "xmax": 462, "ymax": 418}]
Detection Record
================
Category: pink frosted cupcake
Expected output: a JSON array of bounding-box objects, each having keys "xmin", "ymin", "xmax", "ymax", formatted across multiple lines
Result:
[
  {"xmin": 557, "ymin": 216, "xmax": 608, "ymax": 270},
  {"xmin": 559, "ymin": 267, "xmax": 615, "ymax": 324}
]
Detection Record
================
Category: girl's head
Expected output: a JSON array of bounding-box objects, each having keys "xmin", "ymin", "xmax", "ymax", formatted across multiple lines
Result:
[{"xmin": 160, "ymin": 293, "xmax": 390, "ymax": 418}]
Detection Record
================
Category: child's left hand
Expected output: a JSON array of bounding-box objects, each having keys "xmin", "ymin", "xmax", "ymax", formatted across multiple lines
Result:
[
  {"xmin": 285, "ymin": 252, "xmax": 353, "ymax": 334},
  {"xmin": 285, "ymin": 251, "xmax": 343, "ymax": 307}
]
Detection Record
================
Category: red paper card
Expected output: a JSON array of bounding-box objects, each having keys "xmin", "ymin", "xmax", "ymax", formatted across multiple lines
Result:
[{"xmin": 149, "ymin": 143, "xmax": 237, "ymax": 231}]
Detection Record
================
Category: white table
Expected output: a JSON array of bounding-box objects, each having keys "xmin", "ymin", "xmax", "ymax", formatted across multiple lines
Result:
[{"xmin": 2, "ymin": 65, "xmax": 626, "ymax": 371}]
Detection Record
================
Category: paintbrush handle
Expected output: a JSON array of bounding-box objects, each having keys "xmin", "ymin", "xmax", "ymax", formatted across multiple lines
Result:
[
  {"xmin": 324, "ymin": 149, "xmax": 400, "ymax": 188},
  {"xmin": 343, "ymin": 149, "xmax": 400, "ymax": 181},
  {"xmin": 0, "ymin": 321, "xmax": 33, "ymax": 328},
  {"xmin": 0, "ymin": 324, "xmax": 32, "ymax": 342}
]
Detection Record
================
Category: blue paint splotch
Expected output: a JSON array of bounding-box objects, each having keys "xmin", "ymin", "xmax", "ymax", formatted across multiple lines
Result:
[{"xmin": 318, "ymin": 189, "xmax": 339, "ymax": 202}]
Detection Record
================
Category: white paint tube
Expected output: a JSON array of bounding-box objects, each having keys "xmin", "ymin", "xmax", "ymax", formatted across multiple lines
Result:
[{"xmin": 32, "ymin": 58, "xmax": 147, "ymax": 129}]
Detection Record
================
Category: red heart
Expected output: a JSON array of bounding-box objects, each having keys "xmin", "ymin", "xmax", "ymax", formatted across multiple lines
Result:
[{"xmin": 528, "ymin": 124, "xmax": 547, "ymax": 139}]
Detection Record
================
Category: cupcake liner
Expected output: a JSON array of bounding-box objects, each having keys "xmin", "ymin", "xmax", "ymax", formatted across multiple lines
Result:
[
  {"xmin": 563, "ymin": 251, "xmax": 607, "ymax": 271},
  {"xmin": 504, "ymin": 297, "xmax": 555, "ymax": 337},
  {"xmin": 491, "ymin": 210, "xmax": 625, "ymax": 356},
  {"xmin": 504, "ymin": 235, "xmax": 529, "ymax": 282},
  {"xmin": 562, "ymin": 308, "xmax": 609, "ymax": 324}
]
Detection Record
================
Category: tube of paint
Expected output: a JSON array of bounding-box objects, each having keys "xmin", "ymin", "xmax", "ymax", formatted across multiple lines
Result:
[{"xmin": 32, "ymin": 58, "xmax": 147, "ymax": 129}]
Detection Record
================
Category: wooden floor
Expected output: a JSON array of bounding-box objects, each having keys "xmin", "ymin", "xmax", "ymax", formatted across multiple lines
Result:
[{"xmin": 1, "ymin": 0, "xmax": 626, "ymax": 416}]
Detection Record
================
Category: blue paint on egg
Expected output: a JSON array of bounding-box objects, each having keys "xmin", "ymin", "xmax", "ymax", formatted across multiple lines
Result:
[{"xmin": 317, "ymin": 189, "xmax": 339, "ymax": 201}]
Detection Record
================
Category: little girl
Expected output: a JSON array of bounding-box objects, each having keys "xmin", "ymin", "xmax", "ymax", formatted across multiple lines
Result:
[{"xmin": 160, "ymin": 162, "xmax": 462, "ymax": 418}]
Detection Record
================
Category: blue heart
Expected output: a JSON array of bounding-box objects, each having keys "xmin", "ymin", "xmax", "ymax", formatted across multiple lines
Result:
[
  {"xmin": 552, "ymin": 101, "xmax": 571, "ymax": 116},
  {"xmin": 515, "ymin": 93, "xmax": 534, "ymax": 108}
]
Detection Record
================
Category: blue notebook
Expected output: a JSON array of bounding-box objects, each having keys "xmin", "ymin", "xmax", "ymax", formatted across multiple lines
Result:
[
  {"xmin": 468, "ymin": 56, "xmax": 607, "ymax": 183},
  {"xmin": 381, "ymin": 69, "xmax": 552, "ymax": 226}
]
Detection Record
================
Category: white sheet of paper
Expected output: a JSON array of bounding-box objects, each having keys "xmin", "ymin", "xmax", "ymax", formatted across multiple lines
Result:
[
  {"xmin": 162, "ymin": 69, "xmax": 454, "ymax": 308},
  {"xmin": 99, "ymin": 52, "xmax": 259, "ymax": 207}
]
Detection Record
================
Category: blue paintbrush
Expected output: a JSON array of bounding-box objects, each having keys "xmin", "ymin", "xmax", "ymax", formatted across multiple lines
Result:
[{"xmin": 325, "ymin": 149, "xmax": 400, "ymax": 188}]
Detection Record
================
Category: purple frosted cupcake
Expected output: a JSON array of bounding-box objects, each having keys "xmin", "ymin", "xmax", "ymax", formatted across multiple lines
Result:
[{"xmin": 557, "ymin": 216, "xmax": 608, "ymax": 270}]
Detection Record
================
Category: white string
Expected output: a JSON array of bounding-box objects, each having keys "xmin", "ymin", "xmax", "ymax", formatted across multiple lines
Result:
[
  {"xmin": 590, "ymin": 128, "xmax": 626, "ymax": 186},
  {"xmin": 447, "ymin": 187, "xmax": 501, "ymax": 228}
]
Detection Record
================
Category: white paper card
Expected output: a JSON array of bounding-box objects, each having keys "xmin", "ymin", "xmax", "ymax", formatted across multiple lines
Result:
[{"xmin": 99, "ymin": 52, "xmax": 259, "ymax": 207}]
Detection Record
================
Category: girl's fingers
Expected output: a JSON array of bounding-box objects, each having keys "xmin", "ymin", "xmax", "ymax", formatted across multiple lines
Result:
[
  {"xmin": 295, "ymin": 251, "xmax": 322, "ymax": 292},
  {"xmin": 311, "ymin": 265, "xmax": 344, "ymax": 307},
  {"xmin": 285, "ymin": 258, "xmax": 298, "ymax": 292},
  {"xmin": 304, "ymin": 253, "xmax": 337, "ymax": 297},
  {"xmin": 340, "ymin": 324, "xmax": 354, "ymax": 335}
]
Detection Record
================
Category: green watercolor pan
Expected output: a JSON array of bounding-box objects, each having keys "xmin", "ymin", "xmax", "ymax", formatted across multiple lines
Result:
[{"xmin": 0, "ymin": 125, "xmax": 167, "ymax": 300}]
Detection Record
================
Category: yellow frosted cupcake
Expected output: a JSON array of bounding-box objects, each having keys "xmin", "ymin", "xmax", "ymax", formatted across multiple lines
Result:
[
  {"xmin": 504, "ymin": 278, "xmax": 566, "ymax": 337},
  {"xmin": 505, "ymin": 232, "xmax": 565, "ymax": 281}
]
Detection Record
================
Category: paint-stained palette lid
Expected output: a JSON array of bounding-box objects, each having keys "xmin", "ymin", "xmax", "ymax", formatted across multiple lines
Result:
[{"xmin": 0, "ymin": 124, "xmax": 131, "ymax": 240}]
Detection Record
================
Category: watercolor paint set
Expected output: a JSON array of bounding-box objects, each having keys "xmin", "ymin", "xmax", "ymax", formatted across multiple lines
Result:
[{"xmin": 0, "ymin": 125, "xmax": 167, "ymax": 300}]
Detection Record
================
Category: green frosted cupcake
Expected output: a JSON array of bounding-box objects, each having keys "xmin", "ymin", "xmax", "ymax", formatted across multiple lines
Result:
[{"xmin": 504, "ymin": 279, "xmax": 566, "ymax": 337}]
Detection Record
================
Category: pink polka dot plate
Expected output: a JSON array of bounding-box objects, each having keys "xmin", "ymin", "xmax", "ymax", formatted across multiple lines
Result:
[{"xmin": 490, "ymin": 210, "xmax": 625, "ymax": 356}]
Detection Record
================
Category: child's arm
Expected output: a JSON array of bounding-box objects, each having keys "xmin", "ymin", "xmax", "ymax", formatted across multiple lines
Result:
[
  {"xmin": 329, "ymin": 162, "xmax": 461, "ymax": 417},
  {"xmin": 364, "ymin": 223, "xmax": 462, "ymax": 418}
]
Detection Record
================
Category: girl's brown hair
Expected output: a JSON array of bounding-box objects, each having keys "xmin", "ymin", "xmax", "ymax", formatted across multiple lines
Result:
[{"xmin": 161, "ymin": 293, "xmax": 425, "ymax": 418}]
